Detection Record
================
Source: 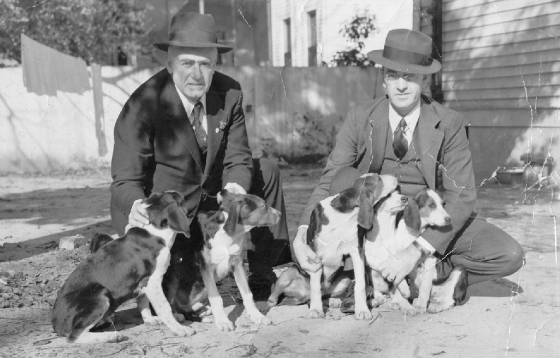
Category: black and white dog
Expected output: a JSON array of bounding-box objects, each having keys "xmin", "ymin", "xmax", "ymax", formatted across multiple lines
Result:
[{"xmin": 51, "ymin": 191, "xmax": 194, "ymax": 343}]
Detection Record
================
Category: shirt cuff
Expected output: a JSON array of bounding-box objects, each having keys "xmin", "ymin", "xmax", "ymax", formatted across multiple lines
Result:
[{"xmin": 415, "ymin": 236, "xmax": 436, "ymax": 254}]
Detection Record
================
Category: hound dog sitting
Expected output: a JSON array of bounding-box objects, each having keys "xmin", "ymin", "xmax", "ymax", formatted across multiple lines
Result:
[
  {"xmin": 159, "ymin": 190, "xmax": 280, "ymax": 331},
  {"xmin": 364, "ymin": 187, "xmax": 468, "ymax": 314},
  {"xmin": 302, "ymin": 173, "xmax": 397, "ymax": 319},
  {"xmin": 51, "ymin": 191, "xmax": 194, "ymax": 343}
]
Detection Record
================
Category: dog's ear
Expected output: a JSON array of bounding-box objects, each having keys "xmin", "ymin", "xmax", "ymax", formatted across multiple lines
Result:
[
  {"xmin": 197, "ymin": 211, "xmax": 225, "ymax": 240},
  {"xmin": 165, "ymin": 202, "xmax": 191, "ymax": 235},
  {"xmin": 330, "ymin": 188, "xmax": 359, "ymax": 213},
  {"xmin": 223, "ymin": 202, "xmax": 240, "ymax": 236},
  {"xmin": 306, "ymin": 204, "xmax": 329, "ymax": 247},
  {"xmin": 357, "ymin": 189, "xmax": 375, "ymax": 230},
  {"xmin": 404, "ymin": 200, "xmax": 421, "ymax": 234}
]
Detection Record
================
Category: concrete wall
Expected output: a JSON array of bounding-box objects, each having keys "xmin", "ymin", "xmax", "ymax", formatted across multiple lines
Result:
[
  {"xmin": 442, "ymin": 0, "xmax": 560, "ymax": 182},
  {"xmin": 269, "ymin": 0, "xmax": 413, "ymax": 66},
  {"xmin": 0, "ymin": 65, "xmax": 382, "ymax": 174}
]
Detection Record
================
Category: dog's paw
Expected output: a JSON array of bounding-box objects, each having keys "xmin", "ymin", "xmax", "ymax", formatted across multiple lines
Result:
[
  {"xmin": 329, "ymin": 297, "xmax": 342, "ymax": 308},
  {"xmin": 412, "ymin": 299, "xmax": 428, "ymax": 314},
  {"xmin": 170, "ymin": 324, "xmax": 195, "ymax": 337},
  {"xmin": 142, "ymin": 315, "xmax": 162, "ymax": 325},
  {"xmin": 214, "ymin": 317, "xmax": 235, "ymax": 331},
  {"xmin": 307, "ymin": 309, "xmax": 325, "ymax": 319},
  {"xmin": 253, "ymin": 314, "xmax": 272, "ymax": 327},
  {"xmin": 427, "ymin": 298, "xmax": 454, "ymax": 313},
  {"xmin": 368, "ymin": 296, "xmax": 387, "ymax": 308},
  {"xmin": 354, "ymin": 309, "xmax": 373, "ymax": 320}
]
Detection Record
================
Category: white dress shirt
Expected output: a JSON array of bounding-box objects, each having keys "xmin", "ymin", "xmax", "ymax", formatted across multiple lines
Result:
[
  {"xmin": 388, "ymin": 101, "xmax": 421, "ymax": 148},
  {"xmin": 388, "ymin": 101, "xmax": 436, "ymax": 254}
]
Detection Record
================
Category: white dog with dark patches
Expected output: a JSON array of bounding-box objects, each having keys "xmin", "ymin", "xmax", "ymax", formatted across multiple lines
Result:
[
  {"xmin": 302, "ymin": 174, "xmax": 398, "ymax": 319},
  {"xmin": 365, "ymin": 187, "xmax": 467, "ymax": 314}
]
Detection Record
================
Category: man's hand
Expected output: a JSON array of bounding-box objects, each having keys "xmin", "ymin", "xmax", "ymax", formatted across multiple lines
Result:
[
  {"xmin": 377, "ymin": 243, "xmax": 422, "ymax": 285},
  {"xmin": 224, "ymin": 182, "xmax": 247, "ymax": 195},
  {"xmin": 292, "ymin": 225, "xmax": 322, "ymax": 273},
  {"xmin": 128, "ymin": 198, "xmax": 149, "ymax": 229}
]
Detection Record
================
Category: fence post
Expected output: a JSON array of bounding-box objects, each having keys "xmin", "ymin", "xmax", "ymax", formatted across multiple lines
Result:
[{"xmin": 91, "ymin": 64, "xmax": 108, "ymax": 156}]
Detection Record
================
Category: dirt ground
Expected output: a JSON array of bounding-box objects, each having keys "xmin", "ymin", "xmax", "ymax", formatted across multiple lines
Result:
[{"xmin": 1, "ymin": 165, "xmax": 559, "ymax": 357}]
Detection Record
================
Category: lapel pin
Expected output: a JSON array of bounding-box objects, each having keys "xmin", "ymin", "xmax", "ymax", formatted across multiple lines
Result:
[{"xmin": 215, "ymin": 128, "xmax": 220, "ymax": 133}]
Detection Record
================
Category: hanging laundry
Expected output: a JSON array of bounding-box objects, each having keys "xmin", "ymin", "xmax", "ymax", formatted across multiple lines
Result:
[{"xmin": 21, "ymin": 34, "xmax": 90, "ymax": 96}]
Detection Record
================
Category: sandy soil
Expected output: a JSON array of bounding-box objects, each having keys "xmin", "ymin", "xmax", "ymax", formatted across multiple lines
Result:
[{"xmin": 0, "ymin": 165, "xmax": 559, "ymax": 357}]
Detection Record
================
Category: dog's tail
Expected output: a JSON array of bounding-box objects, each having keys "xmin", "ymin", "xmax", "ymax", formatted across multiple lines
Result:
[{"xmin": 89, "ymin": 233, "xmax": 113, "ymax": 253}]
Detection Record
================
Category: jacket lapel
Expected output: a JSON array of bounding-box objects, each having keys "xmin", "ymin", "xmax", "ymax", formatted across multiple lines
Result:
[
  {"xmin": 204, "ymin": 91, "xmax": 226, "ymax": 176},
  {"xmin": 368, "ymin": 101, "xmax": 389, "ymax": 173},
  {"xmin": 416, "ymin": 102, "xmax": 443, "ymax": 189},
  {"xmin": 160, "ymin": 79, "xmax": 203, "ymax": 169}
]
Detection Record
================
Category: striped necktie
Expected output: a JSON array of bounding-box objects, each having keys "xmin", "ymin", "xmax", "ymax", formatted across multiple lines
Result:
[
  {"xmin": 393, "ymin": 117, "xmax": 408, "ymax": 160},
  {"xmin": 191, "ymin": 101, "xmax": 207, "ymax": 152}
]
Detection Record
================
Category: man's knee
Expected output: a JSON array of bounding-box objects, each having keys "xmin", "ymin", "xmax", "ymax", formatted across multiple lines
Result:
[{"xmin": 501, "ymin": 239, "xmax": 525, "ymax": 276}]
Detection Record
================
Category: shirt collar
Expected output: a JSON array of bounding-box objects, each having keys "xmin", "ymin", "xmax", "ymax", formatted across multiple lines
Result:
[
  {"xmin": 173, "ymin": 84, "xmax": 206, "ymax": 123},
  {"xmin": 388, "ymin": 101, "xmax": 421, "ymax": 133}
]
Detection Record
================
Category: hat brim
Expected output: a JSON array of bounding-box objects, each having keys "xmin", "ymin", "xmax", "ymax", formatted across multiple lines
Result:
[
  {"xmin": 154, "ymin": 41, "xmax": 233, "ymax": 54},
  {"xmin": 367, "ymin": 50, "xmax": 441, "ymax": 74}
]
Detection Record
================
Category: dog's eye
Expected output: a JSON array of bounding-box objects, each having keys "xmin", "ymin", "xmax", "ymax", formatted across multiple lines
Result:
[{"xmin": 429, "ymin": 202, "xmax": 437, "ymax": 209}]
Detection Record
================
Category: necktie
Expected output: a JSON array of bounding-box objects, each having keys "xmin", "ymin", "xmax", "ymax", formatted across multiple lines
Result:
[
  {"xmin": 393, "ymin": 117, "xmax": 408, "ymax": 160},
  {"xmin": 191, "ymin": 101, "xmax": 207, "ymax": 152}
]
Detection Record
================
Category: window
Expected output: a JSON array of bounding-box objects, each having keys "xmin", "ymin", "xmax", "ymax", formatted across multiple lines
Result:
[
  {"xmin": 284, "ymin": 18, "xmax": 291, "ymax": 66},
  {"xmin": 307, "ymin": 10, "xmax": 317, "ymax": 66}
]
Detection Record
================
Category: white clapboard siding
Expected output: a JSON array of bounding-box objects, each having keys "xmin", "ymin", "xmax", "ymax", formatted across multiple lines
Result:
[{"xmin": 442, "ymin": 0, "xmax": 560, "ymax": 110}]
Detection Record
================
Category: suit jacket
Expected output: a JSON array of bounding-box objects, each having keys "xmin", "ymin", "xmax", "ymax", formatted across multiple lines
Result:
[
  {"xmin": 110, "ymin": 69, "xmax": 252, "ymax": 234},
  {"xmin": 302, "ymin": 96, "xmax": 476, "ymax": 254}
]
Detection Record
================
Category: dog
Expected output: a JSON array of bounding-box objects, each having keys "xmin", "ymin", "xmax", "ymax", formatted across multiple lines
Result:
[
  {"xmin": 364, "ymin": 187, "xmax": 467, "ymax": 314},
  {"xmin": 159, "ymin": 190, "xmax": 280, "ymax": 331},
  {"xmin": 51, "ymin": 191, "xmax": 194, "ymax": 343},
  {"xmin": 301, "ymin": 173, "xmax": 397, "ymax": 319},
  {"xmin": 267, "ymin": 262, "xmax": 354, "ymax": 308}
]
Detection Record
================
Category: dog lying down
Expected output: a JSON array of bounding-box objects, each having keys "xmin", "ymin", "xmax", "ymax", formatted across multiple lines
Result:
[
  {"xmin": 51, "ymin": 191, "xmax": 194, "ymax": 343},
  {"xmin": 158, "ymin": 190, "xmax": 280, "ymax": 331}
]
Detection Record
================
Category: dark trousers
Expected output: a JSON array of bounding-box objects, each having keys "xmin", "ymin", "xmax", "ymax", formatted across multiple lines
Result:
[{"xmin": 330, "ymin": 167, "xmax": 524, "ymax": 286}]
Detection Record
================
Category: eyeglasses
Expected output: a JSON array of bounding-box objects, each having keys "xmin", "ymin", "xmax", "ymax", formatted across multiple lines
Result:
[{"xmin": 384, "ymin": 70, "xmax": 420, "ymax": 82}]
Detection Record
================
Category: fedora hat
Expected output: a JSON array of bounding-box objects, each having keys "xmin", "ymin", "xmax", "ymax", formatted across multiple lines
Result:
[
  {"xmin": 367, "ymin": 29, "xmax": 440, "ymax": 74},
  {"xmin": 154, "ymin": 8, "xmax": 232, "ymax": 53}
]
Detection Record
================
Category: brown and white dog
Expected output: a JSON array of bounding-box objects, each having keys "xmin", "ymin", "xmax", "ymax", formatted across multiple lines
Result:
[
  {"xmin": 302, "ymin": 174, "xmax": 397, "ymax": 319},
  {"xmin": 364, "ymin": 187, "xmax": 467, "ymax": 314},
  {"xmin": 160, "ymin": 190, "xmax": 280, "ymax": 331},
  {"xmin": 51, "ymin": 191, "xmax": 194, "ymax": 343}
]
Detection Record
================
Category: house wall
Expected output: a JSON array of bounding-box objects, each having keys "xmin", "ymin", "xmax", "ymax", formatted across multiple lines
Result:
[
  {"xmin": 269, "ymin": 0, "xmax": 413, "ymax": 66},
  {"xmin": 442, "ymin": 0, "xmax": 560, "ymax": 182}
]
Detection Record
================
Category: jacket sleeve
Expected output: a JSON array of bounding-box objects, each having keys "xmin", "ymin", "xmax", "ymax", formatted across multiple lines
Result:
[
  {"xmin": 110, "ymin": 97, "xmax": 155, "ymax": 222},
  {"xmin": 299, "ymin": 107, "xmax": 362, "ymax": 226},
  {"xmin": 422, "ymin": 113, "xmax": 476, "ymax": 254},
  {"xmin": 221, "ymin": 92, "xmax": 252, "ymax": 191}
]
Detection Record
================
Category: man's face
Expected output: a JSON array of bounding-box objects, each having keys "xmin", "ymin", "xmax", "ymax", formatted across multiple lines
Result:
[
  {"xmin": 167, "ymin": 46, "xmax": 217, "ymax": 102},
  {"xmin": 383, "ymin": 69, "xmax": 428, "ymax": 115}
]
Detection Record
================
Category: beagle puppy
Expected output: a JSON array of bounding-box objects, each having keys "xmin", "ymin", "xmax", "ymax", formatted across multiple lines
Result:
[
  {"xmin": 302, "ymin": 173, "xmax": 397, "ymax": 320},
  {"xmin": 51, "ymin": 191, "xmax": 194, "ymax": 343},
  {"xmin": 365, "ymin": 188, "xmax": 466, "ymax": 314},
  {"xmin": 160, "ymin": 190, "xmax": 280, "ymax": 331}
]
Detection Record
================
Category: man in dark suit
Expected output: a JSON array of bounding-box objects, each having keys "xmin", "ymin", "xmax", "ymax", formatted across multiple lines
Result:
[
  {"xmin": 292, "ymin": 29, "xmax": 524, "ymax": 306},
  {"xmin": 110, "ymin": 8, "xmax": 289, "ymax": 297}
]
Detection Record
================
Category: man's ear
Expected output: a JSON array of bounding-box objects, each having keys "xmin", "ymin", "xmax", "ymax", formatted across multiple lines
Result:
[
  {"xmin": 166, "ymin": 202, "xmax": 191, "ymax": 235},
  {"xmin": 403, "ymin": 200, "xmax": 421, "ymax": 234},
  {"xmin": 223, "ymin": 203, "xmax": 239, "ymax": 236}
]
